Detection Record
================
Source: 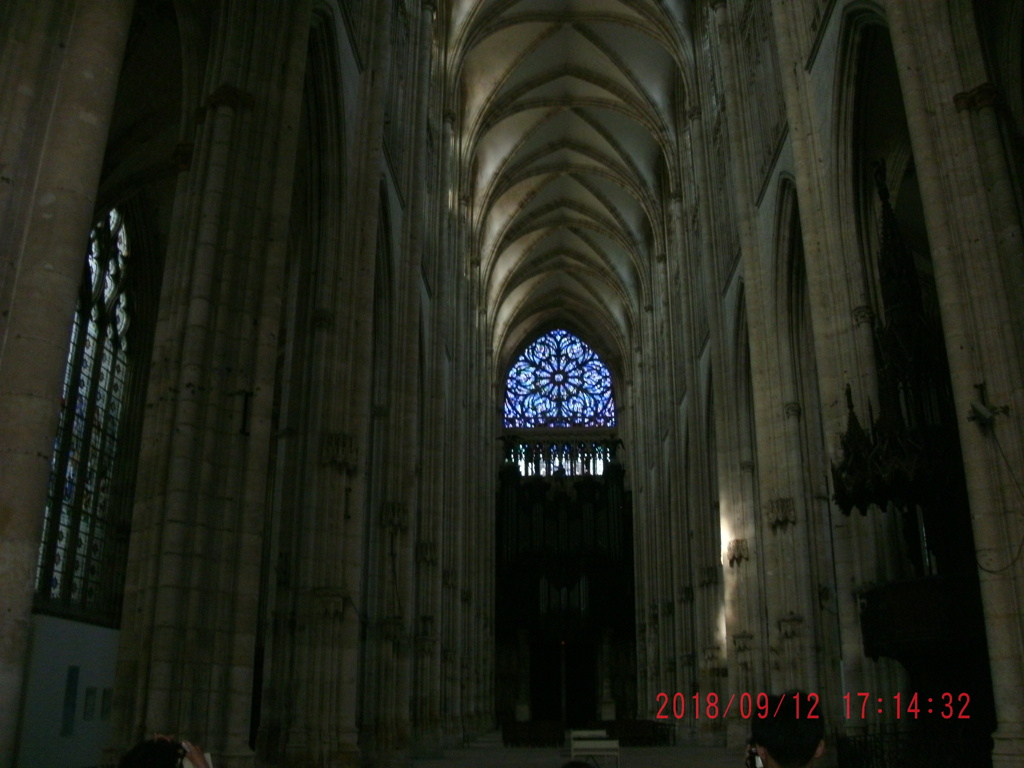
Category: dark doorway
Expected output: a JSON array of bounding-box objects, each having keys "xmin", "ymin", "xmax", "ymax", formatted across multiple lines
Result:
[
  {"xmin": 528, "ymin": 641, "xmax": 560, "ymax": 722},
  {"xmin": 527, "ymin": 638, "xmax": 598, "ymax": 726},
  {"xmin": 564, "ymin": 639, "xmax": 597, "ymax": 726}
]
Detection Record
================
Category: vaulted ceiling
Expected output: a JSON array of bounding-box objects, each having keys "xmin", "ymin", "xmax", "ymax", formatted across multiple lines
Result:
[{"xmin": 446, "ymin": 0, "xmax": 695, "ymax": 376}]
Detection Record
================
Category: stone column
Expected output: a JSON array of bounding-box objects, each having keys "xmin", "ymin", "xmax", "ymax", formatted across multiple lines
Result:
[
  {"xmin": 705, "ymin": 1, "xmax": 772, "ymax": 718},
  {"xmin": 763, "ymin": 0, "xmax": 910, "ymax": 729},
  {"xmin": 663, "ymin": 189, "xmax": 689, "ymax": 717},
  {"xmin": 342, "ymin": 1, "xmax": 405, "ymax": 765},
  {"xmin": 448, "ymin": 194, "xmax": 470, "ymax": 741},
  {"xmin": 414, "ymin": 106, "xmax": 456, "ymax": 753},
  {"xmin": 466, "ymin": 269, "xmax": 492, "ymax": 738},
  {"xmin": 683, "ymin": 100, "xmax": 716, "ymax": 735},
  {"xmin": 886, "ymin": 3, "xmax": 1024, "ymax": 763},
  {"xmin": 670, "ymin": 157, "xmax": 704, "ymax": 736},
  {"xmin": 109, "ymin": 3, "xmax": 310, "ymax": 765},
  {"xmin": 374, "ymin": 2, "xmax": 438, "ymax": 761},
  {"xmin": 0, "ymin": 1, "xmax": 134, "ymax": 762},
  {"xmin": 408, "ymin": 4, "xmax": 442, "ymax": 754}
]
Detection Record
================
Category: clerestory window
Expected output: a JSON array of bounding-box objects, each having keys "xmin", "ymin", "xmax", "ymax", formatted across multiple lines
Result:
[{"xmin": 35, "ymin": 209, "xmax": 134, "ymax": 627}]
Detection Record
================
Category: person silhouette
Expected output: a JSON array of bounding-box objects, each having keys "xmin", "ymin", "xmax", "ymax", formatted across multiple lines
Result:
[
  {"xmin": 747, "ymin": 691, "xmax": 825, "ymax": 768},
  {"xmin": 118, "ymin": 735, "xmax": 211, "ymax": 768}
]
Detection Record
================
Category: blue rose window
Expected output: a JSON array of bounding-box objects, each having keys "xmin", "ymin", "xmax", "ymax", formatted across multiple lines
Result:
[{"xmin": 503, "ymin": 329, "xmax": 616, "ymax": 428}]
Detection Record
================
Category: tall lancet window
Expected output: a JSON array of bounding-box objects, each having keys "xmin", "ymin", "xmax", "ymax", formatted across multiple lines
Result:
[
  {"xmin": 35, "ymin": 209, "xmax": 133, "ymax": 626},
  {"xmin": 503, "ymin": 329, "xmax": 616, "ymax": 429},
  {"xmin": 502, "ymin": 329, "xmax": 617, "ymax": 476}
]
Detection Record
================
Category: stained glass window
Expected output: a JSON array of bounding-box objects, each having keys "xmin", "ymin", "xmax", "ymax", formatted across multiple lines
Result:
[
  {"xmin": 503, "ymin": 329, "xmax": 616, "ymax": 429},
  {"xmin": 35, "ymin": 209, "xmax": 132, "ymax": 626}
]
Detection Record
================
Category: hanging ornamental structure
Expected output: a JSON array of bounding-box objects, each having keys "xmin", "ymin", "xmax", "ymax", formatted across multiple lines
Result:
[
  {"xmin": 831, "ymin": 161, "xmax": 954, "ymax": 518},
  {"xmin": 503, "ymin": 329, "xmax": 616, "ymax": 429}
]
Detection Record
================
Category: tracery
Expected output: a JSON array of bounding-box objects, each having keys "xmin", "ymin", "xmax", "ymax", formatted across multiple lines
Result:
[
  {"xmin": 35, "ymin": 209, "xmax": 131, "ymax": 624},
  {"xmin": 503, "ymin": 329, "xmax": 616, "ymax": 429}
]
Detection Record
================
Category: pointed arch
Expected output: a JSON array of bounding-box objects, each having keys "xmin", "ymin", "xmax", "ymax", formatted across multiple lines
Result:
[{"xmin": 35, "ymin": 209, "xmax": 137, "ymax": 626}]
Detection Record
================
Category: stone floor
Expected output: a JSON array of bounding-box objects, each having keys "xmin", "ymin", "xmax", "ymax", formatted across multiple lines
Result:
[{"xmin": 411, "ymin": 733, "xmax": 739, "ymax": 768}]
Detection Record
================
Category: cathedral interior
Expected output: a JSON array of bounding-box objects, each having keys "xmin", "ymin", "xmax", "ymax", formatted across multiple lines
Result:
[{"xmin": 2, "ymin": 1, "xmax": 1024, "ymax": 767}]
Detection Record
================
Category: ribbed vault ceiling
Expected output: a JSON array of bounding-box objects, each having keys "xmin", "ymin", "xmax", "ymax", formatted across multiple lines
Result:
[{"xmin": 448, "ymin": 0, "xmax": 693, "ymax": 377}]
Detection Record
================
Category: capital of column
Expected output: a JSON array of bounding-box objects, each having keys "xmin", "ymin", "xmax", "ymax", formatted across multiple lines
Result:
[
  {"xmin": 702, "ymin": 644, "xmax": 722, "ymax": 664},
  {"xmin": 765, "ymin": 496, "xmax": 797, "ymax": 529},
  {"xmin": 777, "ymin": 612, "xmax": 804, "ymax": 640},
  {"xmin": 727, "ymin": 538, "xmax": 750, "ymax": 567},
  {"xmin": 852, "ymin": 305, "xmax": 874, "ymax": 326},
  {"xmin": 953, "ymin": 82, "xmax": 1001, "ymax": 113},
  {"xmin": 732, "ymin": 631, "xmax": 754, "ymax": 654},
  {"xmin": 320, "ymin": 430, "xmax": 360, "ymax": 475}
]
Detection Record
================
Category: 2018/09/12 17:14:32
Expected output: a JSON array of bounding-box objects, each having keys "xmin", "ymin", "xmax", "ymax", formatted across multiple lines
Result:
[{"xmin": 653, "ymin": 691, "xmax": 971, "ymax": 720}]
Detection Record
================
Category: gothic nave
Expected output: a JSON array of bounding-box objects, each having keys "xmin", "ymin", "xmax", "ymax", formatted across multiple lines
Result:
[{"xmin": 1, "ymin": 1, "xmax": 1023, "ymax": 767}]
